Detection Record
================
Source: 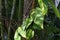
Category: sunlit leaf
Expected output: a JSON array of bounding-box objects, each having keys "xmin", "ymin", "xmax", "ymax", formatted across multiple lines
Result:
[
  {"xmin": 17, "ymin": 27, "xmax": 26, "ymax": 38},
  {"xmin": 22, "ymin": 16, "xmax": 33, "ymax": 30},
  {"xmin": 14, "ymin": 32, "xmax": 21, "ymax": 40},
  {"xmin": 14, "ymin": 0, "xmax": 48, "ymax": 40}
]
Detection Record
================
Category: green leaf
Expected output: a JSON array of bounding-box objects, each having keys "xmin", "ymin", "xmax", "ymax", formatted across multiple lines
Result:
[
  {"xmin": 30, "ymin": 9, "xmax": 37, "ymax": 19},
  {"xmin": 38, "ymin": 0, "xmax": 48, "ymax": 15},
  {"xmin": 14, "ymin": 32, "xmax": 21, "ymax": 40},
  {"xmin": 48, "ymin": 0, "xmax": 60, "ymax": 19},
  {"xmin": 32, "ymin": 23, "xmax": 42, "ymax": 30},
  {"xmin": 26, "ymin": 29, "xmax": 34, "ymax": 40},
  {"xmin": 33, "ymin": 9, "xmax": 44, "ymax": 29},
  {"xmin": 43, "ymin": 0, "xmax": 48, "ymax": 15},
  {"xmin": 14, "ymin": 0, "xmax": 48, "ymax": 40},
  {"xmin": 17, "ymin": 27, "xmax": 26, "ymax": 38},
  {"xmin": 22, "ymin": 16, "xmax": 33, "ymax": 30}
]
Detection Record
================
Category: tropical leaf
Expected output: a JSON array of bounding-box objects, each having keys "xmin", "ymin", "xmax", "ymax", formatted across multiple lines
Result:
[
  {"xmin": 14, "ymin": 0, "xmax": 48, "ymax": 40},
  {"xmin": 17, "ymin": 27, "xmax": 26, "ymax": 38},
  {"xmin": 22, "ymin": 16, "xmax": 33, "ymax": 30},
  {"xmin": 26, "ymin": 29, "xmax": 34, "ymax": 40},
  {"xmin": 14, "ymin": 32, "xmax": 21, "ymax": 40}
]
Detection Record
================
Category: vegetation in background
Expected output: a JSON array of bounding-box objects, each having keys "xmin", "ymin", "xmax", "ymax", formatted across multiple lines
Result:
[
  {"xmin": 14, "ymin": 0, "xmax": 60, "ymax": 40},
  {"xmin": 0, "ymin": 0, "xmax": 60, "ymax": 40}
]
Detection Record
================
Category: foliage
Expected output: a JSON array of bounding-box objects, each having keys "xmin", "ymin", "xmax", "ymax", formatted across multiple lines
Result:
[
  {"xmin": 14, "ymin": 0, "xmax": 60, "ymax": 40},
  {"xmin": 0, "ymin": 0, "xmax": 60, "ymax": 40},
  {"xmin": 14, "ymin": 0, "xmax": 48, "ymax": 40}
]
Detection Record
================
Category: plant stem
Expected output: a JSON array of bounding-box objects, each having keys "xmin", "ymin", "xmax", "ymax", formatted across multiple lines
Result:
[
  {"xmin": 1, "ymin": 23, "xmax": 4, "ymax": 40},
  {"xmin": 5, "ymin": 0, "xmax": 8, "ymax": 17},
  {"xmin": 0, "ymin": 0, "xmax": 4, "ymax": 40},
  {"xmin": 48, "ymin": 0, "xmax": 60, "ymax": 19},
  {"xmin": 18, "ymin": 0, "xmax": 23, "ymax": 25},
  {"xmin": 8, "ymin": 0, "xmax": 16, "ymax": 40}
]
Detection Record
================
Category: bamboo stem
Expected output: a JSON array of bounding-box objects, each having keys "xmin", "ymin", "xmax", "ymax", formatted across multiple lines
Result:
[
  {"xmin": 18, "ymin": 0, "xmax": 23, "ymax": 25},
  {"xmin": 5, "ymin": 0, "xmax": 8, "ymax": 17},
  {"xmin": 0, "ymin": 0, "xmax": 4, "ymax": 40},
  {"xmin": 8, "ymin": 0, "xmax": 16, "ymax": 40},
  {"xmin": 0, "ymin": 22, "xmax": 4, "ymax": 40}
]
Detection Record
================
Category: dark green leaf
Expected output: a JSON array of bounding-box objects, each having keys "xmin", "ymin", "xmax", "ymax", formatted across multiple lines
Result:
[{"xmin": 26, "ymin": 29, "xmax": 34, "ymax": 39}]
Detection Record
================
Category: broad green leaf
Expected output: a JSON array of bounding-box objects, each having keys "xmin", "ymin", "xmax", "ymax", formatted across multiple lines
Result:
[
  {"xmin": 43, "ymin": 0, "xmax": 48, "ymax": 15},
  {"xmin": 38, "ymin": 0, "xmax": 43, "ymax": 8},
  {"xmin": 14, "ymin": 0, "xmax": 48, "ymax": 40},
  {"xmin": 26, "ymin": 29, "xmax": 34, "ymax": 40},
  {"xmin": 30, "ymin": 9, "xmax": 37, "ymax": 19},
  {"xmin": 17, "ymin": 27, "xmax": 26, "ymax": 38},
  {"xmin": 34, "ymin": 16, "xmax": 44, "ymax": 25},
  {"xmin": 14, "ymin": 32, "xmax": 21, "ymax": 40},
  {"xmin": 38, "ymin": 0, "xmax": 48, "ymax": 15},
  {"xmin": 34, "ymin": 9, "xmax": 44, "ymax": 29},
  {"xmin": 22, "ymin": 17, "xmax": 33, "ymax": 30}
]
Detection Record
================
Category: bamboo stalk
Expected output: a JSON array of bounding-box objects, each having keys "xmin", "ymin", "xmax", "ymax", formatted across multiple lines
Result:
[
  {"xmin": 8, "ymin": 0, "xmax": 16, "ymax": 40},
  {"xmin": 0, "ymin": 0, "xmax": 4, "ymax": 40},
  {"xmin": 5, "ymin": 0, "xmax": 8, "ymax": 17},
  {"xmin": 0, "ymin": 20, "xmax": 3, "ymax": 40},
  {"xmin": 18, "ymin": 0, "xmax": 23, "ymax": 25}
]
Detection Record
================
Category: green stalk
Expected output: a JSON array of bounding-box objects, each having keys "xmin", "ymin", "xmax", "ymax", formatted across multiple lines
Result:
[
  {"xmin": 18, "ymin": 0, "xmax": 23, "ymax": 25},
  {"xmin": 5, "ymin": 0, "xmax": 8, "ymax": 17},
  {"xmin": 0, "ymin": 19, "xmax": 3, "ymax": 40},
  {"xmin": 0, "ymin": 0, "xmax": 4, "ymax": 40},
  {"xmin": 48, "ymin": 0, "xmax": 60, "ymax": 19},
  {"xmin": 8, "ymin": 0, "xmax": 16, "ymax": 40}
]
